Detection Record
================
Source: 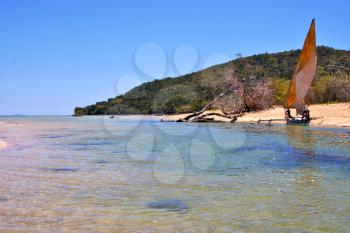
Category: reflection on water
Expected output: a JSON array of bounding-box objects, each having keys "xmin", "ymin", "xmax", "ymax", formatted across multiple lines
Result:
[
  {"xmin": 0, "ymin": 116, "xmax": 349, "ymax": 232},
  {"xmin": 287, "ymin": 125, "xmax": 316, "ymax": 156}
]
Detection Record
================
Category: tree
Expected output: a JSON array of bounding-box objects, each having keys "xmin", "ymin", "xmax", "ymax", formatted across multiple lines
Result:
[
  {"xmin": 215, "ymin": 69, "xmax": 274, "ymax": 113},
  {"xmin": 74, "ymin": 107, "xmax": 86, "ymax": 116}
]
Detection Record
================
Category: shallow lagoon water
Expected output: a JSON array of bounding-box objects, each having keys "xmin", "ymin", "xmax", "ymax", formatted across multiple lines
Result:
[{"xmin": 0, "ymin": 116, "xmax": 349, "ymax": 232}]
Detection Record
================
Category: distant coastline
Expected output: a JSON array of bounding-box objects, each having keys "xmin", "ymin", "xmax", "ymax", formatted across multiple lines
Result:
[{"xmin": 72, "ymin": 103, "xmax": 350, "ymax": 128}]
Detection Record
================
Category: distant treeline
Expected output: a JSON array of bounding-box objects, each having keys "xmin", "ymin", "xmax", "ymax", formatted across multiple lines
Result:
[{"xmin": 74, "ymin": 46, "xmax": 350, "ymax": 116}]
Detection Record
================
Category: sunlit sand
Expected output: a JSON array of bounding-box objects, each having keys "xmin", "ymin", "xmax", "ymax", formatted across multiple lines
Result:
[
  {"xmin": 162, "ymin": 103, "xmax": 350, "ymax": 127},
  {"xmin": 237, "ymin": 103, "xmax": 350, "ymax": 127}
]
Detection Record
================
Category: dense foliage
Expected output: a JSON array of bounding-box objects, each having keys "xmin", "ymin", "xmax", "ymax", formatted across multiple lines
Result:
[{"xmin": 75, "ymin": 46, "xmax": 350, "ymax": 115}]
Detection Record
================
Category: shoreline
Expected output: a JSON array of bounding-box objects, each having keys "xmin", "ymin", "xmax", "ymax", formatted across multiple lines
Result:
[
  {"xmin": 2, "ymin": 103, "xmax": 350, "ymax": 129},
  {"xmin": 161, "ymin": 103, "xmax": 350, "ymax": 128}
]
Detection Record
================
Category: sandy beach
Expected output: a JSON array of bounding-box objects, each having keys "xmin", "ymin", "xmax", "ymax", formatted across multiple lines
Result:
[{"xmin": 161, "ymin": 103, "xmax": 350, "ymax": 128}]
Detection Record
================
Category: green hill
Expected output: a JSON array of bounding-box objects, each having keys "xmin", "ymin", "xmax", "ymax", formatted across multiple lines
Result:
[{"xmin": 74, "ymin": 46, "xmax": 350, "ymax": 115}]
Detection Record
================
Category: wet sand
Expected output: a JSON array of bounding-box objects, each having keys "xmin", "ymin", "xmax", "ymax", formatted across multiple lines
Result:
[{"xmin": 161, "ymin": 103, "xmax": 350, "ymax": 128}]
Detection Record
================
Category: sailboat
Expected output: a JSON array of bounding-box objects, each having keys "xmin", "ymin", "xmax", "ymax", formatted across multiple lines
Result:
[{"xmin": 284, "ymin": 19, "xmax": 317, "ymax": 125}]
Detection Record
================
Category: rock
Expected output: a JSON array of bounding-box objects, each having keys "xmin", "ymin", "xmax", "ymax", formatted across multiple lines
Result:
[{"xmin": 147, "ymin": 199, "xmax": 188, "ymax": 211}]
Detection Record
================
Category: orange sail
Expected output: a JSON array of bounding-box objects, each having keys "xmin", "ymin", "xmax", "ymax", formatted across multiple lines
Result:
[{"xmin": 284, "ymin": 19, "xmax": 317, "ymax": 114}]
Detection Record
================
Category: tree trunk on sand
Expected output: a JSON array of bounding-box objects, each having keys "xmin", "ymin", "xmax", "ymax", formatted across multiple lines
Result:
[
  {"xmin": 177, "ymin": 93, "xmax": 240, "ymax": 123},
  {"xmin": 189, "ymin": 112, "xmax": 237, "ymax": 122}
]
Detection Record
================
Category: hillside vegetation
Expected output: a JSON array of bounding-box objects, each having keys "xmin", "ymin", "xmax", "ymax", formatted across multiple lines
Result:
[{"xmin": 75, "ymin": 46, "xmax": 350, "ymax": 115}]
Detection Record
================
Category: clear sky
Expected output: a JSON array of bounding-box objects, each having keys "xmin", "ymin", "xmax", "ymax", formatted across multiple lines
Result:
[{"xmin": 0, "ymin": 0, "xmax": 349, "ymax": 115}]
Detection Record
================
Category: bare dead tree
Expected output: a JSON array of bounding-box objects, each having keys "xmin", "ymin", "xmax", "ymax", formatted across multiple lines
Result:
[
  {"xmin": 177, "ymin": 69, "xmax": 274, "ymax": 123},
  {"xmin": 328, "ymin": 75, "xmax": 350, "ymax": 102},
  {"xmin": 246, "ymin": 79, "xmax": 274, "ymax": 111},
  {"xmin": 181, "ymin": 93, "xmax": 225, "ymax": 121},
  {"xmin": 217, "ymin": 69, "xmax": 274, "ymax": 113}
]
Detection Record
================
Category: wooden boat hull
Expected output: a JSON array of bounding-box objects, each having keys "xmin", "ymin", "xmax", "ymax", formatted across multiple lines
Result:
[{"xmin": 286, "ymin": 118, "xmax": 309, "ymax": 125}]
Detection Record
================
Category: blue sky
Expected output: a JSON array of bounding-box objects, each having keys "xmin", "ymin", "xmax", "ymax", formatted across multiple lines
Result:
[{"xmin": 0, "ymin": 0, "xmax": 349, "ymax": 115}]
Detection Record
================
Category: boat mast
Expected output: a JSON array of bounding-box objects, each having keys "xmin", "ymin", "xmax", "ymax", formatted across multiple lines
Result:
[{"xmin": 284, "ymin": 19, "xmax": 317, "ymax": 115}]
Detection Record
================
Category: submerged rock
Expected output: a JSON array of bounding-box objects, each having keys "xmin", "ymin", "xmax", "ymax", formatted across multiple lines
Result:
[
  {"xmin": 94, "ymin": 160, "xmax": 110, "ymax": 164},
  {"xmin": 147, "ymin": 199, "xmax": 188, "ymax": 212},
  {"xmin": 49, "ymin": 168, "xmax": 78, "ymax": 172}
]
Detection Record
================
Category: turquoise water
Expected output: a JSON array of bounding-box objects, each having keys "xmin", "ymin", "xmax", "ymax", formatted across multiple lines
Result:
[{"xmin": 0, "ymin": 116, "xmax": 349, "ymax": 232}]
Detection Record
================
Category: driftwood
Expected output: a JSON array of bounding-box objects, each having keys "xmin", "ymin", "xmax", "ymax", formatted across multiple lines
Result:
[
  {"xmin": 182, "ymin": 93, "xmax": 225, "ymax": 121},
  {"xmin": 191, "ymin": 117, "xmax": 215, "ymax": 123},
  {"xmin": 177, "ymin": 93, "xmax": 240, "ymax": 123},
  {"xmin": 190, "ymin": 112, "xmax": 237, "ymax": 123}
]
